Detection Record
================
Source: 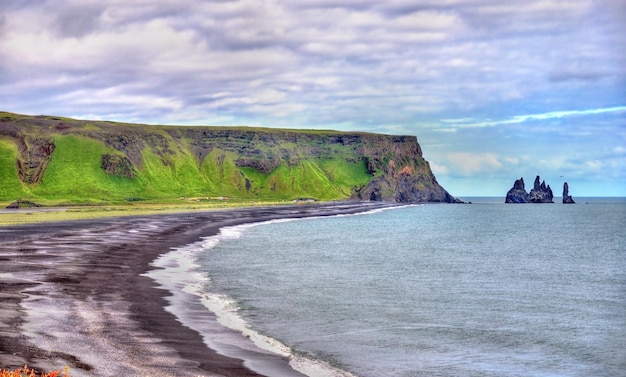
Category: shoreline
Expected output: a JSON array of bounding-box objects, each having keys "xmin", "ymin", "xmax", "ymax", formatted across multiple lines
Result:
[{"xmin": 0, "ymin": 201, "xmax": 391, "ymax": 376}]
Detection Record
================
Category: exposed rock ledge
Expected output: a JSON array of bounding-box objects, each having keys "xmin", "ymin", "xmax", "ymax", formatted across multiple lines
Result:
[{"xmin": 6, "ymin": 200, "xmax": 41, "ymax": 209}]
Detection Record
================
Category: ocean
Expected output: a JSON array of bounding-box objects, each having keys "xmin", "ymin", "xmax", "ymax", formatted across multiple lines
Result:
[{"xmin": 148, "ymin": 198, "xmax": 626, "ymax": 377}]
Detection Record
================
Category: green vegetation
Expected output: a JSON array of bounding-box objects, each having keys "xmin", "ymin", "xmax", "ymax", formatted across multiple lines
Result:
[
  {"xmin": 0, "ymin": 111, "xmax": 450, "ymax": 206},
  {"xmin": 0, "ymin": 125, "xmax": 372, "ymax": 203},
  {"xmin": 0, "ymin": 201, "xmax": 288, "ymax": 226},
  {"xmin": 318, "ymin": 158, "xmax": 371, "ymax": 193},
  {"xmin": 34, "ymin": 135, "xmax": 142, "ymax": 202},
  {"xmin": 139, "ymin": 148, "xmax": 206, "ymax": 197},
  {"xmin": 0, "ymin": 140, "xmax": 26, "ymax": 199}
]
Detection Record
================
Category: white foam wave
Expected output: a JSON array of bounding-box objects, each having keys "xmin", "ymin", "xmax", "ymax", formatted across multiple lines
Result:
[
  {"xmin": 144, "ymin": 207, "xmax": 412, "ymax": 377},
  {"xmin": 217, "ymin": 218, "xmax": 299, "ymax": 239},
  {"xmin": 195, "ymin": 286, "xmax": 359, "ymax": 377},
  {"xmin": 290, "ymin": 356, "xmax": 358, "ymax": 377},
  {"xmin": 197, "ymin": 292, "xmax": 292, "ymax": 357}
]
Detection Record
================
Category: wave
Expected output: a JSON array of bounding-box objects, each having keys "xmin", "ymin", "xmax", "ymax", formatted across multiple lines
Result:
[{"xmin": 144, "ymin": 206, "xmax": 413, "ymax": 377}]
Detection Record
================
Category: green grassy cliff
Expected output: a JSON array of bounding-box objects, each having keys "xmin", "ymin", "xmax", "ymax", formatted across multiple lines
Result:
[{"xmin": 0, "ymin": 112, "xmax": 457, "ymax": 205}]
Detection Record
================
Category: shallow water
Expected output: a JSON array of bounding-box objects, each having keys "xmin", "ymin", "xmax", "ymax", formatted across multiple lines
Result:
[{"xmin": 167, "ymin": 199, "xmax": 626, "ymax": 376}]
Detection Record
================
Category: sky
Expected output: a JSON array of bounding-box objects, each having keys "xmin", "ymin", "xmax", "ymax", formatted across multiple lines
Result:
[{"xmin": 1, "ymin": 0, "xmax": 625, "ymax": 197}]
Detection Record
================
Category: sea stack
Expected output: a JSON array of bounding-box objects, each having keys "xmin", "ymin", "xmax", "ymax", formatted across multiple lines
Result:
[
  {"xmin": 505, "ymin": 177, "xmax": 529, "ymax": 203},
  {"xmin": 562, "ymin": 182, "xmax": 575, "ymax": 204},
  {"xmin": 505, "ymin": 175, "xmax": 554, "ymax": 203},
  {"xmin": 528, "ymin": 175, "xmax": 554, "ymax": 203}
]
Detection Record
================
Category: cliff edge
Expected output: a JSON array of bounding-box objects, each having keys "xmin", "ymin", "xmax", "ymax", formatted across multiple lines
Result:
[{"xmin": 0, "ymin": 112, "xmax": 458, "ymax": 204}]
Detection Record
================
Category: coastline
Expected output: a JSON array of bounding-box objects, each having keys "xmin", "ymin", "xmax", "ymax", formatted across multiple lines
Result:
[{"xmin": 0, "ymin": 201, "xmax": 391, "ymax": 376}]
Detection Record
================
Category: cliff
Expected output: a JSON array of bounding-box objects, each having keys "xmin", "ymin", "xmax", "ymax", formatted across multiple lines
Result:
[
  {"xmin": 0, "ymin": 112, "xmax": 458, "ymax": 204},
  {"xmin": 505, "ymin": 175, "xmax": 554, "ymax": 203}
]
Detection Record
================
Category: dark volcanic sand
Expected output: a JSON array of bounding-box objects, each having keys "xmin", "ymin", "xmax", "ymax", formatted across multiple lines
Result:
[{"xmin": 0, "ymin": 202, "xmax": 388, "ymax": 376}]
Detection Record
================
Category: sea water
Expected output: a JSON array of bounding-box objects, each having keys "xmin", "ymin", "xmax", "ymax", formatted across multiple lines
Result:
[{"xmin": 156, "ymin": 198, "xmax": 626, "ymax": 377}]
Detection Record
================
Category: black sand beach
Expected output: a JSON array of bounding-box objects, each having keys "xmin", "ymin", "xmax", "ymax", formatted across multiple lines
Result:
[{"xmin": 0, "ymin": 202, "xmax": 387, "ymax": 376}]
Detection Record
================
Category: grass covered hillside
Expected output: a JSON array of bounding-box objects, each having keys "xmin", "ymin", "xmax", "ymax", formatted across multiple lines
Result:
[{"xmin": 0, "ymin": 112, "xmax": 457, "ymax": 205}]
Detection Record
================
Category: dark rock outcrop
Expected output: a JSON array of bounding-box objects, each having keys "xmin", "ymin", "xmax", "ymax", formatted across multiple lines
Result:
[
  {"xmin": 505, "ymin": 175, "xmax": 553, "ymax": 203},
  {"xmin": 562, "ymin": 182, "xmax": 575, "ymax": 204},
  {"xmin": 355, "ymin": 167, "xmax": 458, "ymax": 203},
  {"xmin": 505, "ymin": 177, "xmax": 529, "ymax": 203},
  {"xmin": 101, "ymin": 154, "xmax": 135, "ymax": 178},
  {"xmin": 15, "ymin": 137, "xmax": 55, "ymax": 184},
  {"xmin": 528, "ymin": 176, "xmax": 553, "ymax": 203},
  {"xmin": 6, "ymin": 200, "xmax": 41, "ymax": 209},
  {"xmin": 235, "ymin": 156, "xmax": 280, "ymax": 174}
]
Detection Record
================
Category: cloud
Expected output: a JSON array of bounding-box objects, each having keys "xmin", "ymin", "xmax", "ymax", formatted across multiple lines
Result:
[
  {"xmin": 439, "ymin": 106, "xmax": 626, "ymax": 130},
  {"xmin": 53, "ymin": 2, "xmax": 104, "ymax": 38},
  {"xmin": 0, "ymin": 13, "xmax": 6, "ymax": 37},
  {"xmin": 2, "ymin": 0, "xmax": 624, "ymax": 128},
  {"xmin": 614, "ymin": 146, "xmax": 626, "ymax": 155},
  {"xmin": 0, "ymin": 0, "xmax": 623, "ymax": 195},
  {"xmin": 548, "ymin": 70, "xmax": 613, "ymax": 83},
  {"xmin": 444, "ymin": 152, "xmax": 505, "ymax": 175},
  {"xmin": 428, "ymin": 161, "xmax": 449, "ymax": 175}
]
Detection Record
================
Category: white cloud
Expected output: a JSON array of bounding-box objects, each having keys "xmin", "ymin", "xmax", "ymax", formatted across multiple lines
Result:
[
  {"xmin": 439, "ymin": 106, "xmax": 626, "ymax": 129},
  {"xmin": 2, "ymin": 0, "xmax": 623, "ymax": 127},
  {"xmin": 614, "ymin": 146, "xmax": 626, "ymax": 155},
  {"xmin": 395, "ymin": 10, "xmax": 464, "ymax": 33},
  {"xmin": 445, "ymin": 152, "xmax": 504, "ymax": 175},
  {"xmin": 56, "ymin": 87, "xmax": 184, "ymax": 111},
  {"xmin": 477, "ymin": 0, "xmax": 592, "ymax": 16},
  {"xmin": 428, "ymin": 161, "xmax": 449, "ymax": 175},
  {"xmin": 0, "ymin": 0, "xmax": 623, "ymax": 195}
]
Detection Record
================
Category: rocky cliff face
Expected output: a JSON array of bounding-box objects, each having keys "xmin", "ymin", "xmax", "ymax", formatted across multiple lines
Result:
[
  {"xmin": 0, "ymin": 112, "xmax": 458, "ymax": 203},
  {"xmin": 505, "ymin": 175, "xmax": 554, "ymax": 203}
]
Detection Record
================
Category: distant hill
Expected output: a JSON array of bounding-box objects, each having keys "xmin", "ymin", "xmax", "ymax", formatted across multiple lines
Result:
[{"xmin": 0, "ymin": 112, "xmax": 457, "ymax": 205}]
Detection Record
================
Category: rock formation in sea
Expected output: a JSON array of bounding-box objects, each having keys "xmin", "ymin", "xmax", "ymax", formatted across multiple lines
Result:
[
  {"xmin": 505, "ymin": 175, "xmax": 554, "ymax": 203},
  {"xmin": 562, "ymin": 182, "xmax": 575, "ymax": 204},
  {"xmin": 505, "ymin": 177, "xmax": 529, "ymax": 203},
  {"xmin": 528, "ymin": 176, "xmax": 554, "ymax": 203}
]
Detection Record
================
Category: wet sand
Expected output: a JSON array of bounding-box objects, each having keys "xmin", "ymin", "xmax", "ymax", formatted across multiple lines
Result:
[{"xmin": 0, "ymin": 202, "xmax": 387, "ymax": 376}]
